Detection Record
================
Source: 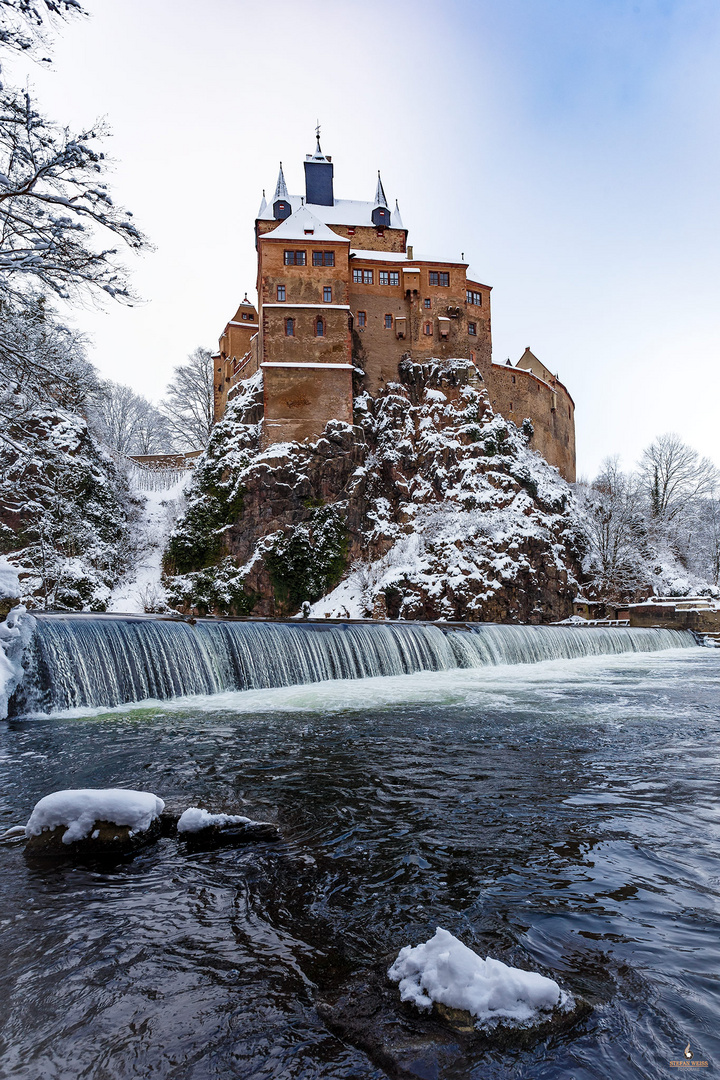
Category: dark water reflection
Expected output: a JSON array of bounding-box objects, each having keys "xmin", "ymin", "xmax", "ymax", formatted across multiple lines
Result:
[{"xmin": 1, "ymin": 648, "xmax": 720, "ymax": 1078}]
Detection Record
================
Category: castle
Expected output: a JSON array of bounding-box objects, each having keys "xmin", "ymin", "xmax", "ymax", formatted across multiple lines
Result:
[{"xmin": 212, "ymin": 134, "xmax": 576, "ymax": 482}]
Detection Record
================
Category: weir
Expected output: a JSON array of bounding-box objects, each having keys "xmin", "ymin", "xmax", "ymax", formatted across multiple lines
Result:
[{"xmin": 8, "ymin": 614, "xmax": 695, "ymax": 717}]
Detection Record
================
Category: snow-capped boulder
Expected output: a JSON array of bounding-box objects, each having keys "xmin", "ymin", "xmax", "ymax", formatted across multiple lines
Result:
[
  {"xmin": 318, "ymin": 931, "xmax": 587, "ymax": 1076},
  {"xmin": 177, "ymin": 806, "xmax": 280, "ymax": 849},
  {"xmin": 24, "ymin": 788, "xmax": 165, "ymax": 857},
  {"xmin": 388, "ymin": 927, "xmax": 570, "ymax": 1029}
]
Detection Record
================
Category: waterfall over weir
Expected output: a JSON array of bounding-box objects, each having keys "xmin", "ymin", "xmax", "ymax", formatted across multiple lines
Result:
[{"xmin": 9, "ymin": 614, "xmax": 695, "ymax": 717}]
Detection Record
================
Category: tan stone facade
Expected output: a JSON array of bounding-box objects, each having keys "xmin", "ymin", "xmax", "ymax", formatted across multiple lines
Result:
[{"xmin": 212, "ymin": 140, "xmax": 576, "ymax": 481}]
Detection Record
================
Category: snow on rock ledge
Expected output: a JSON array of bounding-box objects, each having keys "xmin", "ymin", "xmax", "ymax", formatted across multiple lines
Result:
[
  {"xmin": 0, "ymin": 605, "xmax": 35, "ymax": 721},
  {"xmin": 388, "ymin": 927, "xmax": 569, "ymax": 1029},
  {"xmin": 25, "ymin": 788, "xmax": 165, "ymax": 855}
]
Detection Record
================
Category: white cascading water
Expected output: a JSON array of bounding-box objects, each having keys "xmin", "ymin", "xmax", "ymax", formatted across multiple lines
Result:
[{"xmin": 8, "ymin": 615, "xmax": 695, "ymax": 716}]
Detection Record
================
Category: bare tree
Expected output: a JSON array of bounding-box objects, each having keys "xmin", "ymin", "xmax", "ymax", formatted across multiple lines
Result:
[
  {"xmin": 92, "ymin": 381, "xmax": 174, "ymax": 456},
  {"xmin": 575, "ymin": 456, "xmax": 650, "ymax": 600},
  {"xmin": 640, "ymin": 433, "xmax": 718, "ymax": 521},
  {"xmin": 162, "ymin": 347, "xmax": 214, "ymax": 450}
]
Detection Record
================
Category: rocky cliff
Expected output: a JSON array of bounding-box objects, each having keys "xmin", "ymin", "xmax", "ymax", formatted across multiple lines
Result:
[{"xmin": 164, "ymin": 359, "xmax": 584, "ymax": 622}]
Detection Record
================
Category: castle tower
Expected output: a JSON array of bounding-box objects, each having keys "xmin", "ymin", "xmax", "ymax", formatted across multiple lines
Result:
[
  {"xmin": 257, "ymin": 204, "xmax": 352, "ymax": 444},
  {"xmin": 304, "ymin": 131, "xmax": 334, "ymax": 207}
]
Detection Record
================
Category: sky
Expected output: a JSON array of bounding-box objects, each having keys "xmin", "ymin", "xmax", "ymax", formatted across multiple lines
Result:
[{"xmin": 11, "ymin": 0, "xmax": 720, "ymax": 478}]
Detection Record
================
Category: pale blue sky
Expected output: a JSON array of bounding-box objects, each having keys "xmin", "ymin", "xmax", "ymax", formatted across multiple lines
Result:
[{"xmin": 14, "ymin": 0, "xmax": 720, "ymax": 477}]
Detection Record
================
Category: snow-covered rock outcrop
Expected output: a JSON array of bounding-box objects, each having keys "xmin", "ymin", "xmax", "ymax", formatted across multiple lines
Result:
[{"xmin": 164, "ymin": 361, "xmax": 583, "ymax": 621}]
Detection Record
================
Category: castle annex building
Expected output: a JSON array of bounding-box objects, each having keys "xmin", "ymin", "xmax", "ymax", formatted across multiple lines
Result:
[{"xmin": 213, "ymin": 136, "xmax": 576, "ymax": 482}]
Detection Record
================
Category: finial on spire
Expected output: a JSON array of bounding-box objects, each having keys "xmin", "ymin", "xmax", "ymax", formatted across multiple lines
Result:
[{"xmin": 313, "ymin": 120, "xmax": 325, "ymax": 160}]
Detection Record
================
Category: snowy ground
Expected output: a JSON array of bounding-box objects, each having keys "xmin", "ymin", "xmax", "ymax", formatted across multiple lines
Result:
[{"xmin": 108, "ymin": 475, "xmax": 190, "ymax": 614}]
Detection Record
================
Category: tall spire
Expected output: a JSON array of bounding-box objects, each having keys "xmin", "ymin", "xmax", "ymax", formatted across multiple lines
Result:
[
  {"xmin": 273, "ymin": 162, "xmax": 289, "ymax": 202},
  {"xmin": 373, "ymin": 170, "xmax": 388, "ymax": 209}
]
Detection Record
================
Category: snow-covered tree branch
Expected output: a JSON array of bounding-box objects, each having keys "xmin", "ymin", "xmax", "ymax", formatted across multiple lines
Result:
[{"xmin": 0, "ymin": 88, "xmax": 147, "ymax": 302}]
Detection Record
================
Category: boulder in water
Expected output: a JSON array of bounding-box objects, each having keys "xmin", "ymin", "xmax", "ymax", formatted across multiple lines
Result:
[
  {"xmin": 24, "ymin": 788, "xmax": 165, "ymax": 859},
  {"xmin": 177, "ymin": 806, "xmax": 280, "ymax": 850},
  {"xmin": 317, "ymin": 935, "xmax": 589, "ymax": 1078}
]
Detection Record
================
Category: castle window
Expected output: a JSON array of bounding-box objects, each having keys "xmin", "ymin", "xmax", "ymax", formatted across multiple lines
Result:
[
  {"xmin": 316, "ymin": 318, "xmax": 324, "ymax": 337},
  {"xmin": 285, "ymin": 318, "xmax": 295, "ymax": 336},
  {"xmin": 423, "ymin": 298, "xmax": 431, "ymax": 309},
  {"xmin": 569, "ymin": 406, "xmax": 571, "ymax": 418},
  {"xmin": 423, "ymin": 322, "xmax": 433, "ymax": 336},
  {"xmin": 384, "ymin": 314, "xmax": 393, "ymax": 329},
  {"xmin": 468, "ymin": 322, "xmax": 477, "ymax": 336},
  {"xmin": 353, "ymin": 269, "xmax": 373, "ymax": 284},
  {"xmin": 323, "ymin": 286, "xmax": 332, "ymax": 302},
  {"xmin": 347, "ymin": 227, "xmax": 356, "ymax": 235},
  {"xmin": 277, "ymin": 285, "xmax": 286, "ymax": 301},
  {"xmin": 509, "ymin": 402, "xmax": 514, "ymax": 410},
  {"xmin": 511, "ymin": 374, "xmax": 516, "ymax": 383},
  {"xmin": 466, "ymin": 290, "xmax": 482, "ymax": 306},
  {"xmin": 313, "ymin": 251, "xmax": 335, "ymax": 267},
  {"xmin": 357, "ymin": 311, "xmax": 366, "ymax": 327},
  {"xmin": 284, "ymin": 250, "xmax": 306, "ymax": 266},
  {"xmin": 429, "ymin": 271, "xmax": 450, "ymax": 287},
  {"xmin": 379, "ymin": 271, "xmax": 399, "ymax": 286}
]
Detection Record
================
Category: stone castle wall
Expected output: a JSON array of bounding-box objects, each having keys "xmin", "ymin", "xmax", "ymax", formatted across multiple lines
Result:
[{"xmin": 479, "ymin": 363, "xmax": 576, "ymax": 482}]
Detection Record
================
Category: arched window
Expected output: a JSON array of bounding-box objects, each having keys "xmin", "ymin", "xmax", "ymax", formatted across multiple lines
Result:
[
  {"xmin": 285, "ymin": 318, "xmax": 294, "ymax": 337},
  {"xmin": 316, "ymin": 318, "xmax": 324, "ymax": 337}
]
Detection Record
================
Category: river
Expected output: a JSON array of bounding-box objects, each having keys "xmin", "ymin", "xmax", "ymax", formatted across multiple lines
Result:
[{"xmin": 1, "ymin": 644, "xmax": 719, "ymax": 1077}]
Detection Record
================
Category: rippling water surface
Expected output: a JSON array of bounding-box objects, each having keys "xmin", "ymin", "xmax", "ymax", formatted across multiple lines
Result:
[{"xmin": 1, "ymin": 647, "xmax": 720, "ymax": 1078}]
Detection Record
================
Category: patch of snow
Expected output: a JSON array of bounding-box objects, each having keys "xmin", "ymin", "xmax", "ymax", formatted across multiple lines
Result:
[
  {"xmin": 177, "ymin": 807, "xmax": 252, "ymax": 833},
  {"xmin": 108, "ymin": 473, "xmax": 190, "ymax": 614},
  {"xmin": 25, "ymin": 789, "xmax": 165, "ymax": 844},
  {"xmin": 0, "ymin": 557, "xmax": 20, "ymax": 600},
  {"xmin": 388, "ymin": 927, "xmax": 568, "ymax": 1029},
  {"xmin": 0, "ymin": 606, "xmax": 35, "ymax": 720}
]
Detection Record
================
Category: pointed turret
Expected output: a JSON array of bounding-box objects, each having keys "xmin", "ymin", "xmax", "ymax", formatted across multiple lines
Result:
[
  {"xmin": 393, "ymin": 198, "xmax": 404, "ymax": 230},
  {"xmin": 257, "ymin": 189, "xmax": 268, "ymax": 218},
  {"xmin": 273, "ymin": 164, "xmax": 291, "ymax": 220},
  {"xmin": 373, "ymin": 171, "xmax": 388, "ymax": 209},
  {"xmin": 371, "ymin": 170, "xmax": 391, "ymax": 228}
]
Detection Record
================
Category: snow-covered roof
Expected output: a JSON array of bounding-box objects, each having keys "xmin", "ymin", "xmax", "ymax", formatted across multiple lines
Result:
[
  {"xmin": 258, "ymin": 205, "xmax": 350, "ymax": 244},
  {"xmin": 349, "ymin": 249, "xmax": 470, "ymax": 267},
  {"xmin": 257, "ymin": 195, "xmax": 406, "ymax": 230}
]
